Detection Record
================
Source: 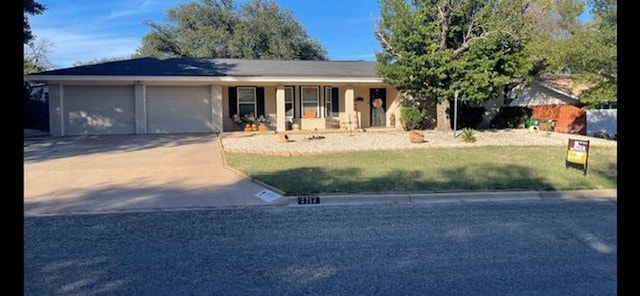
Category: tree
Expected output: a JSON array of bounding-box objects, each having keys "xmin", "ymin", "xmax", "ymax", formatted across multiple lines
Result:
[
  {"xmin": 135, "ymin": 0, "xmax": 326, "ymax": 60},
  {"xmin": 376, "ymin": 0, "xmax": 536, "ymax": 131},
  {"xmin": 24, "ymin": 38, "xmax": 54, "ymax": 75},
  {"xmin": 524, "ymin": 0, "xmax": 586, "ymax": 74},
  {"xmin": 24, "ymin": 0, "xmax": 46, "ymax": 44},
  {"xmin": 562, "ymin": 0, "xmax": 616, "ymax": 108},
  {"xmin": 72, "ymin": 56, "xmax": 131, "ymax": 67}
]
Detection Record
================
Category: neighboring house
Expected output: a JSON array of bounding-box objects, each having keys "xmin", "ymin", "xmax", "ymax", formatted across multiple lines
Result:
[
  {"xmin": 509, "ymin": 74, "xmax": 617, "ymax": 137},
  {"xmin": 508, "ymin": 74, "xmax": 586, "ymax": 107},
  {"xmin": 508, "ymin": 74, "xmax": 591, "ymax": 134},
  {"xmin": 25, "ymin": 58, "xmax": 402, "ymax": 136}
]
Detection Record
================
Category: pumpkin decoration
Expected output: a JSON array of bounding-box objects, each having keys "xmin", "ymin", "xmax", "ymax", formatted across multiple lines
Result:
[{"xmin": 305, "ymin": 110, "xmax": 317, "ymax": 118}]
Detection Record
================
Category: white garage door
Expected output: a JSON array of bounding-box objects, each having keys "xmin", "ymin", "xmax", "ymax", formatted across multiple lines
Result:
[
  {"xmin": 64, "ymin": 85, "xmax": 136, "ymax": 135},
  {"xmin": 146, "ymin": 86, "xmax": 214, "ymax": 134}
]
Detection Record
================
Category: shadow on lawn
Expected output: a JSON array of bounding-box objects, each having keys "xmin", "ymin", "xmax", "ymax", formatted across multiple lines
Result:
[{"xmin": 253, "ymin": 164, "xmax": 559, "ymax": 196}]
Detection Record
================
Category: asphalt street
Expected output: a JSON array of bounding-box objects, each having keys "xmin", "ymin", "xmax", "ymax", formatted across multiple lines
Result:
[{"xmin": 24, "ymin": 199, "xmax": 617, "ymax": 295}]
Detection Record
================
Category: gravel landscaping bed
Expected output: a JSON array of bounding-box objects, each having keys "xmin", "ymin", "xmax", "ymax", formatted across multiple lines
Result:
[{"xmin": 220, "ymin": 128, "xmax": 617, "ymax": 155}]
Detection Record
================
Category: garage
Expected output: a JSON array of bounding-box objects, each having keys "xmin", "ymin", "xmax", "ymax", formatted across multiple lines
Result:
[
  {"xmin": 146, "ymin": 86, "xmax": 214, "ymax": 134},
  {"xmin": 64, "ymin": 85, "xmax": 136, "ymax": 135}
]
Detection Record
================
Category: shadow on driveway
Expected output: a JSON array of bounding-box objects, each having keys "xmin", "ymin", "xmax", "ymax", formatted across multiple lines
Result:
[{"xmin": 24, "ymin": 133, "xmax": 217, "ymax": 163}]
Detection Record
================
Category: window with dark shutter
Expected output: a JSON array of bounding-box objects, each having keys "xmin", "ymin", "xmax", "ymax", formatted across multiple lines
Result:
[
  {"xmin": 256, "ymin": 87, "xmax": 265, "ymax": 117},
  {"xmin": 229, "ymin": 87, "xmax": 237, "ymax": 118},
  {"xmin": 331, "ymin": 87, "xmax": 339, "ymax": 114}
]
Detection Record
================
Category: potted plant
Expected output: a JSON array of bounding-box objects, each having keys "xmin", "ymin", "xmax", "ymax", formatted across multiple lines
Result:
[{"xmin": 329, "ymin": 118, "xmax": 340, "ymax": 129}]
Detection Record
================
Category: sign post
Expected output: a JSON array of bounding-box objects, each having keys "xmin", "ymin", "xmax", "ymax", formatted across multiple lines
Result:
[
  {"xmin": 565, "ymin": 138, "xmax": 590, "ymax": 175},
  {"xmin": 453, "ymin": 90, "xmax": 459, "ymax": 139}
]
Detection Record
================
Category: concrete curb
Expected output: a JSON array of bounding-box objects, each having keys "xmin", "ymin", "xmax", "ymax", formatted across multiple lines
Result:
[
  {"xmin": 286, "ymin": 189, "xmax": 617, "ymax": 206},
  {"xmin": 539, "ymin": 189, "xmax": 617, "ymax": 200}
]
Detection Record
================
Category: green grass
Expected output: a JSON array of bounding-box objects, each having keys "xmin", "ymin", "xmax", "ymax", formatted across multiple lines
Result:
[{"xmin": 223, "ymin": 146, "xmax": 617, "ymax": 196}]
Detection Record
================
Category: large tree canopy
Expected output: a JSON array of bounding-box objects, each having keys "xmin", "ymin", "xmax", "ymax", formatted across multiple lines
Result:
[
  {"xmin": 24, "ymin": 0, "xmax": 46, "ymax": 44},
  {"xmin": 136, "ymin": 0, "xmax": 327, "ymax": 60},
  {"xmin": 376, "ymin": 0, "xmax": 536, "ymax": 130}
]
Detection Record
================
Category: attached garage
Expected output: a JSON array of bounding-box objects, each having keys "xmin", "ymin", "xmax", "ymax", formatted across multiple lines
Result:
[
  {"xmin": 64, "ymin": 85, "xmax": 135, "ymax": 135},
  {"xmin": 146, "ymin": 86, "xmax": 215, "ymax": 134}
]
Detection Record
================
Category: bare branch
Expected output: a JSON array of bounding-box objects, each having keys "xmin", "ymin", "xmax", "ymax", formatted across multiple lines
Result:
[
  {"xmin": 376, "ymin": 30, "xmax": 401, "ymax": 58},
  {"xmin": 438, "ymin": 0, "xmax": 450, "ymax": 50},
  {"xmin": 462, "ymin": 6, "xmax": 480, "ymax": 44},
  {"xmin": 451, "ymin": 31, "xmax": 491, "ymax": 59}
]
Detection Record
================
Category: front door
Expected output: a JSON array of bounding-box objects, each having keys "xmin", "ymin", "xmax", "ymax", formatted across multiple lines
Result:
[{"xmin": 370, "ymin": 88, "xmax": 387, "ymax": 127}]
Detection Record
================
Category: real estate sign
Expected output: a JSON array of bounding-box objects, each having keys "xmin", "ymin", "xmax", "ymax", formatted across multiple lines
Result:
[{"xmin": 566, "ymin": 139, "xmax": 590, "ymax": 175}]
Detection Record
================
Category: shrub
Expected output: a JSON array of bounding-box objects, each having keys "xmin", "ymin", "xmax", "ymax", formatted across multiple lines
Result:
[
  {"xmin": 460, "ymin": 128, "xmax": 477, "ymax": 143},
  {"xmin": 400, "ymin": 107, "xmax": 427, "ymax": 131}
]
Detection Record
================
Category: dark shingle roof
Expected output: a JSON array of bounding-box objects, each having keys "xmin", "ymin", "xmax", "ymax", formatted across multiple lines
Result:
[{"xmin": 32, "ymin": 57, "xmax": 378, "ymax": 78}]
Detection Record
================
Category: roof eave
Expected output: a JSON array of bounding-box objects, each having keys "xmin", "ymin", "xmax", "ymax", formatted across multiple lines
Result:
[{"xmin": 24, "ymin": 75, "xmax": 384, "ymax": 84}]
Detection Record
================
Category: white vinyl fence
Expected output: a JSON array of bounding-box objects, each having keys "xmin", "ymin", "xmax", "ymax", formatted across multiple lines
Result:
[{"xmin": 586, "ymin": 109, "xmax": 617, "ymax": 138}]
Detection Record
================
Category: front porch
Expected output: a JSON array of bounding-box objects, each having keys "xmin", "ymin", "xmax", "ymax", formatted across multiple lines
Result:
[{"xmin": 222, "ymin": 84, "xmax": 401, "ymax": 133}]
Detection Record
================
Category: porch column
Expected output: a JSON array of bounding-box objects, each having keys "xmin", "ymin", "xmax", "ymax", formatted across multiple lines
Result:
[
  {"xmin": 276, "ymin": 85, "xmax": 286, "ymax": 132},
  {"xmin": 344, "ymin": 86, "xmax": 354, "ymax": 128},
  {"xmin": 134, "ymin": 83, "xmax": 146, "ymax": 134},
  {"xmin": 211, "ymin": 85, "xmax": 223, "ymax": 133}
]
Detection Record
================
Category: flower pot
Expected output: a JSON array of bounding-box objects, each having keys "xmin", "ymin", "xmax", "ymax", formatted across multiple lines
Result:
[
  {"xmin": 258, "ymin": 123, "xmax": 268, "ymax": 134},
  {"xmin": 409, "ymin": 130, "xmax": 424, "ymax": 143}
]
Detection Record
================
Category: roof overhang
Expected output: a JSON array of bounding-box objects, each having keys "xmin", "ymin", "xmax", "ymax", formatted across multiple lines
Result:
[{"xmin": 24, "ymin": 75, "xmax": 385, "ymax": 84}]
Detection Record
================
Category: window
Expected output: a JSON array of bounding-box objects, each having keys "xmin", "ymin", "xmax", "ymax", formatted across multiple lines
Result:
[
  {"xmin": 301, "ymin": 86, "xmax": 319, "ymax": 118},
  {"xmin": 325, "ymin": 87, "xmax": 334, "ymax": 118},
  {"xmin": 285, "ymin": 86, "xmax": 294, "ymax": 118},
  {"xmin": 237, "ymin": 87, "xmax": 256, "ymax": 117},
  {"xmin": 596, "ymin": 102, "xmax": 617, "ymax": 109}
]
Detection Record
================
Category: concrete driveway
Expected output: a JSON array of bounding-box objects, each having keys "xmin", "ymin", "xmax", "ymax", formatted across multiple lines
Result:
[{"xmin": 24, "ymin": 134, "xmax": 285, "ymax": 216}]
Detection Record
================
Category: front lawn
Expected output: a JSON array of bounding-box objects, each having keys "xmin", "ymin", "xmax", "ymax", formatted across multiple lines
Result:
[{"xmin": 223, "ymin": 146, "xmax": 617, "ymax": 195}]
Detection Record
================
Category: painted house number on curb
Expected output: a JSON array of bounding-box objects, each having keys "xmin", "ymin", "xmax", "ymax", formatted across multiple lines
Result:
[{"xmin": 298, "ymin": 196, "xmax": 320, "ymax": 204}]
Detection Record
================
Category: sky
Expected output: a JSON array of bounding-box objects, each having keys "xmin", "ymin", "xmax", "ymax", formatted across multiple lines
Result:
[{"xmin": 29, "ymin": 0, "xmax": 384, "ymax": 69}]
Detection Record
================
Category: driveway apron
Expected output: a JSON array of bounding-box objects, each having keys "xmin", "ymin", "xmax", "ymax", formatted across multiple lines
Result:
[{"xmin": 24, "ymin": 134, "xmax": 281, "ymax": 215}]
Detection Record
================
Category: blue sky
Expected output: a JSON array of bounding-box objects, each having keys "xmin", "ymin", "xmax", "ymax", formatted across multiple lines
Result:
[{"xmin": 29, "ymin": 0, "xmax": 383, "ymax": 69}]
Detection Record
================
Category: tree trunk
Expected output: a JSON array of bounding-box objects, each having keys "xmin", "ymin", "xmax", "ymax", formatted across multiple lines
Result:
[{"xmin": 435, "ymin": 99, "xmax": 451, "ymax": 131}]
